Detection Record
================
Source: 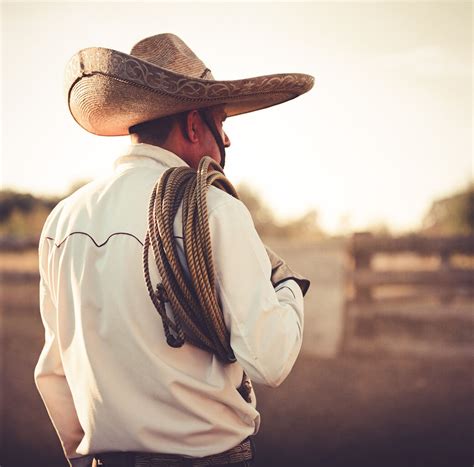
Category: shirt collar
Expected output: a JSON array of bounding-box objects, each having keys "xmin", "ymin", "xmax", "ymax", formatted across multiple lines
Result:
[{"xmin": 115, "ymin": 143, "xmax": 189, "ymax": 170}]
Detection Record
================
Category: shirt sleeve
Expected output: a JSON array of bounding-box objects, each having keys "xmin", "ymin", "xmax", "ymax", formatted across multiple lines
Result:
[
  {"xmin": 209, "ymin": 197, "xmax": 304, "ymax": 388},
  {"xmin": 34, "ymin": 238, "xmax": 84, "ymax": 461}
]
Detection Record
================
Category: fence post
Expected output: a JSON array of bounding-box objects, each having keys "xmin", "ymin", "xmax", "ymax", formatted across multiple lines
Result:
[
  {"xmin": 439, "ymin": 248, "xmax": 454, "ymax": 304},
  {"xmin": 352, "ymin": 232, "xmax": 376, "ymax": 338},
  {"xmin": 344, "ymin": 233, "xmax": 474, "ymax": 356}
]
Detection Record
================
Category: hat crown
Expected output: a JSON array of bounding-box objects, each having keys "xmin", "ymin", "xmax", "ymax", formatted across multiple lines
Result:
[{"xmin": 130, "ymin": 33, "xmax": 214, "ymax": 80}]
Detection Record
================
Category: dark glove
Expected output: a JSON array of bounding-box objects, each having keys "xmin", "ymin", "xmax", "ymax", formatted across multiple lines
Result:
[{"xmin": 265, "ymin": 246, "xmax": 310, "ymax": 297}]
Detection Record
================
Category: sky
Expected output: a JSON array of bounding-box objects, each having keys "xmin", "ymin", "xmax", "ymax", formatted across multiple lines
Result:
[{"xmin": 1, "ymin": 1, "xmax": 472, "ymax": 235}]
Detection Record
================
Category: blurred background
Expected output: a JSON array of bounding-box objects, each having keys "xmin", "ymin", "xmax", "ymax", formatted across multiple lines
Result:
[{"xmin": 1, "ymin": 1, "xmax": 472, "ymax": 466}]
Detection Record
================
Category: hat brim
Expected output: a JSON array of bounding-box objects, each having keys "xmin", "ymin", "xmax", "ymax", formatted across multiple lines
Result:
[{"xmin": 66, "ymin": 47, "xmax": 314, "ymax": 136}]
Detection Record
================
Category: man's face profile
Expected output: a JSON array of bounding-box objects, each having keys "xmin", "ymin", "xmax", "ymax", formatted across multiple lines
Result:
[{"xmin": 198, "ymin": 106, "xmax": 231, "ymax": 166}]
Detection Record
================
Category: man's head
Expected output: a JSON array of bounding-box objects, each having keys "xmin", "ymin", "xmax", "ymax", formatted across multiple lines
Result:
[{"xmin": 129, "ymin": 105, "xmax": 230, "ymax": 170}]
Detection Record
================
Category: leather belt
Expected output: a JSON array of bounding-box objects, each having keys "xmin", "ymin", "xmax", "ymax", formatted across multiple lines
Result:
[{"xmin": 92, "ymin": 437, "xmax": 254, "ymax": 467}]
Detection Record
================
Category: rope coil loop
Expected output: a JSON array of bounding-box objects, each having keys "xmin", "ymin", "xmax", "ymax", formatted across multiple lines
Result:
[{"xmin": 143, "ymin": 156, "xmax": 239, "ymax": 363}]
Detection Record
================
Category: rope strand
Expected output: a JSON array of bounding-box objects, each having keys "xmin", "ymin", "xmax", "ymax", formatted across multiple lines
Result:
[{"xmin": 143, "ymin": 156, "xmax": 238, "ymax": 363}]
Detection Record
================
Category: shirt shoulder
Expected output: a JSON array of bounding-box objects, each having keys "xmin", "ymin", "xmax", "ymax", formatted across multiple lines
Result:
[
  {"xmin": 207, "ymin": 186, "xmax": 252, "ymax": 223},
  {"xmin": 40, "ymin": 166, "xmax": 163, "ymax": 247}
]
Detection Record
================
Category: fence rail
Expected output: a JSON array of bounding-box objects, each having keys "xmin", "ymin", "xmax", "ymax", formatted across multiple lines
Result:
[
  {"xmin": 343, "ymin": 232, "xmax": 474, "ymax": 356},
  {"xmin": 353, "ymin": 268, "xmax": 472, "ymax": 288},
  {"xmin": 0, "ymin": 236, "xmax": 39, "ymax": 251},
  {"xmin": 0, "ymin": 270, "xmax": 39, "ymax": 282},
  {"xmin": 352, "ymin": 233, "xmax": 474, "ymax": 255}
]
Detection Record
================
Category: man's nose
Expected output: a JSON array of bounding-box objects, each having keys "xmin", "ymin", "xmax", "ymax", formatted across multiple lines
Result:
[{"xmin": 223, "ymin": 131, "xmax": 231, "ymax": 148}]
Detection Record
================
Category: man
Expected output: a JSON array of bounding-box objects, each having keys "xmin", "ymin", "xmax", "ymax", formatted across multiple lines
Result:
[{"xmin": 35, "ymin": 33, "xmax": 313, "ymax": 467}]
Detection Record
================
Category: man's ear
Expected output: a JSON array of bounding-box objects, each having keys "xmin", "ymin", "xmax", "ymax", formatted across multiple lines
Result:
[{"xmin": 185, "ymin": 110, "xmax": 200, "ymax": 143}]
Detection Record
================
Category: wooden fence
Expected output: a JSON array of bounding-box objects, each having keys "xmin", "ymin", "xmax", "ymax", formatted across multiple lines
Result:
[
  {"xmin": 2, "ymin": 234, "xmax": 473, "ymax": 357},
  {"xmin": 0, "ymin": 236, "xmax": 40, "ymax": 282},
  {"xmin": 343, "ymin": 233, "xmax": 474, "ymax": 355},
  {"xmin": 0, "ymin": 235, "xmax": 39, "ymax": 252}
]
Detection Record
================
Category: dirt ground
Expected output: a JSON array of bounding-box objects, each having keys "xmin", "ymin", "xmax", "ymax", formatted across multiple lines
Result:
[
  {"xmin": 1, "ymin": 245, "xmax": 473, "ymax": 467},
  {"xmin": 254, "ymin": 354, "xmax": 473, "ymax": 467}
]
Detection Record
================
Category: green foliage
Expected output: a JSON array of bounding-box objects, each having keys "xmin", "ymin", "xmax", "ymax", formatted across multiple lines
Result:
[
  {"xmin": 422, "ymin": 183, "xmax": 474, "ymax": 235},
  {"xmin": 0, "ymin": 190, "xmax": 60, "ymax": 238},
  {"xmin": 0, "ymin": 191, "xmax": 34, "ymax": 221},
  {"xmin": 1, "ymin": 183, "xmax": 325, "ymax": 240},
  {"xmin": 236, "ymin": 184, "xmax": 276, "ymax": 237},
  {"xmin": 237, "ymin": 183, "xmax": 325, "ymax": 240}
]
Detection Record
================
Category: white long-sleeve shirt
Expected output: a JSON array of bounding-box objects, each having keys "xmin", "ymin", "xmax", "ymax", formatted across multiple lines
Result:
[{"xmin": 34, "ymin": 143, "xmax": 304, "ymax": 461}]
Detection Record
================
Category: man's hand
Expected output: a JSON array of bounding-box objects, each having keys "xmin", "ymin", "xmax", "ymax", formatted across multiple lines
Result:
[{"xmin": 265, "ymin": 246, "xmax": 310, "ymax": 296}]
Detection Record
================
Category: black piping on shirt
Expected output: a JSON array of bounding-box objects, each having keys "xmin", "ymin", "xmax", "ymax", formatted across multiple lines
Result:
[
  {"xmin": 45, "ymin": 231, "xmax": 185, "ymax": 249},
  {"xmin": 45, "ymin": 231, "xmax": 144, "ymax": 248}
]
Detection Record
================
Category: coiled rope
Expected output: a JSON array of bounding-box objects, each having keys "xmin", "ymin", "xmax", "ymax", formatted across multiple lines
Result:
[{"xmin": 143, "ymin": 156, "xmax": 239, "ymax": 364}]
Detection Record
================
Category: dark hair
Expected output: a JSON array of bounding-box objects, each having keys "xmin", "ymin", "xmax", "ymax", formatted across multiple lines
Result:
[{"xmin": 128, "ymin": 111, "xmax": 189, "ymax": 146}]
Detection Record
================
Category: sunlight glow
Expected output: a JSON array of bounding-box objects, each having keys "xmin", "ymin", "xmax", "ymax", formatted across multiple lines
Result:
[{"xmin": 1, "ymin": 2, "xmax": 472, "ymax": 234}]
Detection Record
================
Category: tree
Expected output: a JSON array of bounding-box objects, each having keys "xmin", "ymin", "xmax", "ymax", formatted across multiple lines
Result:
[
  {"xmin": 422, "ymin": 183, "xmax": 474, "ymax": 235},
  {"xmin": 236, "ymin": 184, "xmax": 325, "ymax": 240},
  {"xmin": 236, "ymin": 183, "xmax": 277, "ymax": 237},
  {"xmin": 0, "ymin": 190, "xmax": 60, "ymax": 237}
]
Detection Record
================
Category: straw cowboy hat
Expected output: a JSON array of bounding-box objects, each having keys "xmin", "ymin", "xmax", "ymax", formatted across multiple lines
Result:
[{"xmin": 65, "ymin": 33, "xmax": 314, "ymax": 136}]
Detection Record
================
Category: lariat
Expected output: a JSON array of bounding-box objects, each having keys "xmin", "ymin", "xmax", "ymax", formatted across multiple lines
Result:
[{"xmin": 143, "ymin": 156, "xmax": 238, "ymax": 363}]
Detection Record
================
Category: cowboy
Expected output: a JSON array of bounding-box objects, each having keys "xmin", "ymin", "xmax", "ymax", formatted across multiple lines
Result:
[{"xmin": 35, "ymin": 34, "xmax": 313, "ymax": 467}]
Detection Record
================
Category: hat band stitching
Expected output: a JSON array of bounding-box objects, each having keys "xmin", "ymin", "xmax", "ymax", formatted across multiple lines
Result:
[
  {"xmin": 74, "ymin": 71, "xmax": 309, "ymax": 103},
  {"xmin": 66, "ymin": 49, "xmax": 313, "ymax": 102}
]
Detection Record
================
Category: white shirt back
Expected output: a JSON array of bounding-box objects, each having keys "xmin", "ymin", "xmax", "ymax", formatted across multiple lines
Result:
[{"xmin": 35, "ymin": 143, "xmax": 304, "ymax": 460}]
